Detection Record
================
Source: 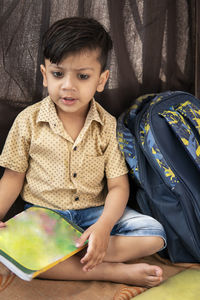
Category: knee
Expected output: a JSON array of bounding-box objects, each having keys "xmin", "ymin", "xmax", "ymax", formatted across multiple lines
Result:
[{"xmin": 150, "ymin": 236, "xmax": 165, "ymax": 253}]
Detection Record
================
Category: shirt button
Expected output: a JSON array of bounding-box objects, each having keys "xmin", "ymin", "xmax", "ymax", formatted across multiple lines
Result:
[
  {"xmin": 74, "ymin": 146, "xmax": 77, "ymax": 151},
  {"xmin": 75, "ymin": 196, "xmax": 79, "ymax": 201},
  {"xmin": 73, "ymin": 173, "xmax": 77, "ymax": 178}
]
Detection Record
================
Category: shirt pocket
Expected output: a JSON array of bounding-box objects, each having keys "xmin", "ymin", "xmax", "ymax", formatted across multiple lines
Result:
[{"xmin": 81, "ymin": 155, "xmax": 105, "ymax": 185}]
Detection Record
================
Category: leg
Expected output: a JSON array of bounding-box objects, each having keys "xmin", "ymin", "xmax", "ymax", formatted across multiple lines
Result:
[
  {"xmin": 39, "ymin": 235, "xmax": 164, "ymax": 287},
  {"xmin": 39, "ymin": 249, "xmax": 163, "ymax": 287},
  {"xmin": 105, "ymin": 235, "xmax": 164, "ymax": 262},
  {"xmin": 39, "ymin": 206, "xmax": 166, "ymax": 287}
]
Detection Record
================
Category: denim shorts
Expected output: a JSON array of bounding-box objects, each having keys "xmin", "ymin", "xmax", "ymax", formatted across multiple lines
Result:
[{"xmin": 25, "ymin": 203, "xmax": 166, "ymax": 249}]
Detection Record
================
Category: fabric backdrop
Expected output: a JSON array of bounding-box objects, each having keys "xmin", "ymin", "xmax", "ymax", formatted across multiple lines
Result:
[{"xmin": 0, "ymin": 0, "xmax": 199, "ymax": 118}]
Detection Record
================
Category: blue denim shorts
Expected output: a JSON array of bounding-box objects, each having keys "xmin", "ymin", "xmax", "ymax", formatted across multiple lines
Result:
[{"xmin": 25, "ymin": 204, "xmax": 166, "ymax": 249}]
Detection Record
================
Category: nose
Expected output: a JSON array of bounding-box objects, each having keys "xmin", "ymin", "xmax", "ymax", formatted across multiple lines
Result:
[{"xmin": 61, "ymin": 74, "xmax": 75, "ymax": 90}]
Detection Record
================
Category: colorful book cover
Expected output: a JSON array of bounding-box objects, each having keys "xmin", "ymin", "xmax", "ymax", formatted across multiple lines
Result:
[{"xmin": 0, "ymin": 206, "xmax": 87, "ymax": 281}]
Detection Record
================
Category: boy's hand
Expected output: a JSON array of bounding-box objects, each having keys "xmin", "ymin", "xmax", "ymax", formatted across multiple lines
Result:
[
  {"xmin": 76, "ymin": 221, "xmax": 110, "ymax": 272},
  {"xmin": 0, "ymin": 221, "xmax": 6, "ymax": 228}
]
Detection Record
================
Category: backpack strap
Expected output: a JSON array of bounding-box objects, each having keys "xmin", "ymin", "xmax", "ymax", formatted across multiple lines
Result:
[
  {"xmin": 117, "ymin": 111, "xmax": 140, "ymax": 181},
  {"xmin": 138, "ymin": 104, "xmax": 179, "ymax": 189},
  {"xmin": 117, "ymin": 94, "xmax": 156, "ymax": 184},
  {"xmin": 159, "ymin": 101, "xmax": 200, "ymax": 170}
]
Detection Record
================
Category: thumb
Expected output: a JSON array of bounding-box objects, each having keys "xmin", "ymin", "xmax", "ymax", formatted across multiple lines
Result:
[
  {"xmin": 76, "ymin": 230, "xmax": 90, "ymax": 247},
  {"xmin": 0, "ymin": 221, "xmax": 6, "ymax": 228}
]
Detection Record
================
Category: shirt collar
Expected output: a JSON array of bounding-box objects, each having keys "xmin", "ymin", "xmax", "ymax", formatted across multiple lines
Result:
[
  {"xmin": 36, "ymin": 96, "xmax": 104, "ymax": 126},
  {"xmin": 36, "ymin": 96, "xmax": 59, "ymax": 126},
  {"xmin": 85, "ymin": 98, "xmax": 104, "ymax": 126}
]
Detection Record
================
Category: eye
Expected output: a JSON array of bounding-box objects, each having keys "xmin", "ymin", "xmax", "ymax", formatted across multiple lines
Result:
[
  {"xmin": 52, "ymin": 71, "xmax": 63, "ymax": 78},
  {"xmin": 78, "ymin": 74, "xmax": 89, "ymax": 80}
]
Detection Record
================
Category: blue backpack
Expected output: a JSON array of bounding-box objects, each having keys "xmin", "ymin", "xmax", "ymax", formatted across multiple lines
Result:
[{"xmin": 117, "ymin": 91, "xmax": 200, "ymax": 263}]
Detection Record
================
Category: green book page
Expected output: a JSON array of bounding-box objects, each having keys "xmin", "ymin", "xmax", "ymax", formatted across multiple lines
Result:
[{"xmin": 0, "ymin": 207, "xmax": 85, "ymax": 271}]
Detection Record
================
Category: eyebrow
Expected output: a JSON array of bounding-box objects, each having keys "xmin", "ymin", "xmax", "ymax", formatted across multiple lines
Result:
[
  {"xmin": 75, "ymin": 67, "xmax": 94, "ymax": 71},
  {"xmin": 49, "ymin": 64, "xmax": 94, "ymax": 71}
]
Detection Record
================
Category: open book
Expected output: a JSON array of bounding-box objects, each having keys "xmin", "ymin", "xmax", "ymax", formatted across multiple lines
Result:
[{"xmin": 0, "ymin": 206, "xmax": 87, "ymax": 281}]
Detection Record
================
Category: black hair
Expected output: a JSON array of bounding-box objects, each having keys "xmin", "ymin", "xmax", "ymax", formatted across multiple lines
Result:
[{"xmin": 42, "ymin": 17, "xmax": 113, "ymax": 72}]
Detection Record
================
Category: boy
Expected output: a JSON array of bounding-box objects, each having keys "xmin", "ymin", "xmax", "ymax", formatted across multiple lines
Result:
[{"xmin": 0, "ymin": 17, "xmax": 166, "ymax": 287}]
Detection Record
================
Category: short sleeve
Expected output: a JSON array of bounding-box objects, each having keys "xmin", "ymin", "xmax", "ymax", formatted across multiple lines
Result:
[
  {"xmin": 104, "ymin": 119, "xmax": 128, "ymax": 178},
  {"xmin": 0, "ymin": 111, "xmax": 31, "ymax": 172}
]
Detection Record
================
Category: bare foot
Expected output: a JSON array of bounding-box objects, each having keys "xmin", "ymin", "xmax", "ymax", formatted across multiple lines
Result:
[{"xmin": 115, "ymin": 262, "xmax": 163, "ymax": 287}]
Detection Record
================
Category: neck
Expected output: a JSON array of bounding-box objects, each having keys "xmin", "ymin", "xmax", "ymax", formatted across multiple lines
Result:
[{"xmin": 57, "ymin": 105, "xmax": 91, "ymax": 141}]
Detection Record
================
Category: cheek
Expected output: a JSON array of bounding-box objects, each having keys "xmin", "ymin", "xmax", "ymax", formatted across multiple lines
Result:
[
  {"xmin": 88, "ymin": 79, "xmax": 101, "ymax": 94},
  {"xmin": 85, "ymin": 85, "xmax": 98, "ymax": 99},
  {"xmin": 46, "ymin": 79, "xmax": 58, "ymax": 93},
  {"xmin": 46, "ymin": 85, "xmax": 58, "ymax": 100},
  {"xmin": 79, "ymin": 82, "xmax": 97, "ymax": 98}
]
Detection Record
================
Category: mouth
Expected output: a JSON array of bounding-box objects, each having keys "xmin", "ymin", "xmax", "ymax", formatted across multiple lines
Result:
[{"xmin": 61, "ymin": 97, "xmax": 77, "ymax": 105}]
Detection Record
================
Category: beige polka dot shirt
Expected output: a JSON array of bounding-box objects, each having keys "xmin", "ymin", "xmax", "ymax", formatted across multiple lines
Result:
[{"xmin": 0, "ymin": 97, "xmax": 128, "ymax": 210}]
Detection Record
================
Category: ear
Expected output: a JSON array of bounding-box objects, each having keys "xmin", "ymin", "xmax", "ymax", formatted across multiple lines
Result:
[
  {"xmin": 96, "ymin": 70, "xmax": 109, "ymax": 92},
  {"xmin": 40, "ymin": 64, "xmax": 48, "ymax": 87}
]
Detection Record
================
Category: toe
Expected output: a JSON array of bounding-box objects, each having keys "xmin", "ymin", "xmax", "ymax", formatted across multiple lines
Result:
[{"xmin": 148, "ymin": 265, "xmax": 163, "ymax": 277}]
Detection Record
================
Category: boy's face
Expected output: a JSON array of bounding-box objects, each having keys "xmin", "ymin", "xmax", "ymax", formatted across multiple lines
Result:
[{"xmin": 40, "ymin": 49, "xmax": 109, "ymax": 118}]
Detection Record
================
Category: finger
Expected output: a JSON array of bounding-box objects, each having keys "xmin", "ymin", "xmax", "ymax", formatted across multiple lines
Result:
[
  {"xmin": 82, "ymin": 258, "xmax": 98, "ymax": 272},
  {"xmin": 80, "ymin": 246, "xmax": 93, "ymax": 264},
  {"xmin": 76, "ymin": 230, "xmax": 90, "ymax": 247},
  {"xmin": 81, "ymin": 248, "xmax": 97, "ymax": 269},
  {"xmin": 81, "ymin": 246, "xmax": 105, "ymax": 271},
  {"xmin": 81, "ymin": 247, "xmax": 105, "ymax": 264},
  {"xmin": 80, "ymin": 236, "xmax": 97, "ymax": 261},
  {"xmin": 82, "ymin": 254, "xmax": 104, "ymax": 272},
  {"xmin": 0, "ymin": 222, "xmax": 6, "ymax": 228}
]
